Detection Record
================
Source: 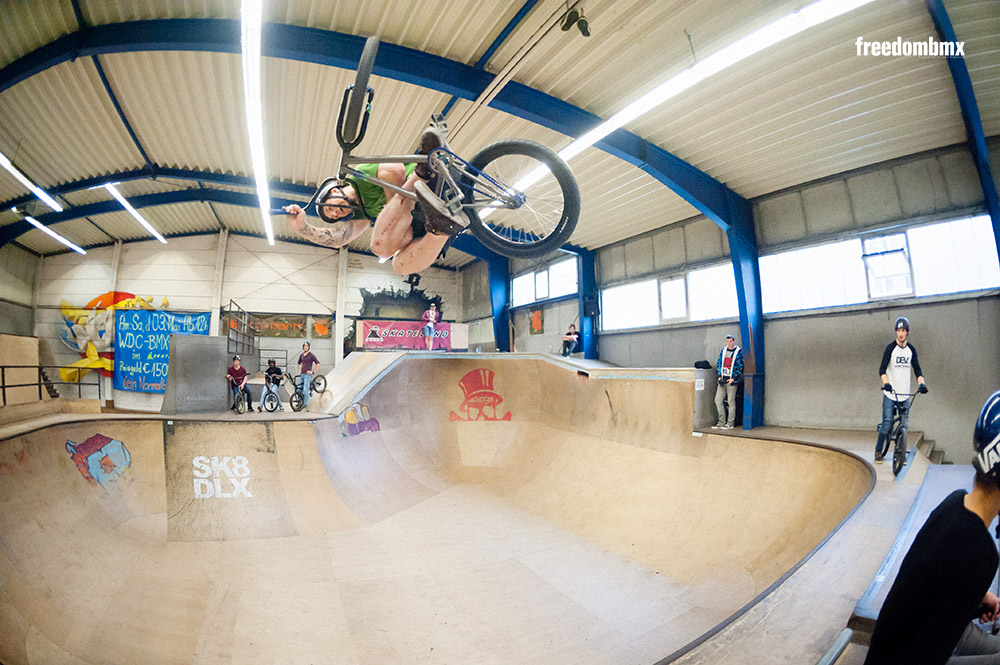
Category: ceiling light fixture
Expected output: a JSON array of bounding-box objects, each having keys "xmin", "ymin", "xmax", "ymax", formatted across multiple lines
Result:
[
  {"xmin": 0, "ymin": 150, "xmax": 63, "ymax": 212},
  {"xmin": 491, "ymin": 0, "xmax": 878, "ymax": 205},
  {"xmin": 241, "ymin": 0, "xmax": 275, "ymax": 245},
  {"xmin": 103, "ymin": 183, "xmax": 167, "ymax": 243},
  {"xmin": 24, "ymin": 215, "xmax": 86, "ymax": 255}
]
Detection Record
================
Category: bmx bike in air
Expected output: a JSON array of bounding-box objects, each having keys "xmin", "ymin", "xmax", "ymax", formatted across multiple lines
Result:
[
  {"xmin": 289, "ymin": 373, "xmax": 328, "ymax": 412},
  {"xmin": 879, "ymin": 389, "xmax": 920, "ymax": 477},
  {"xmin": 271, "ymin": 36, "xmax": 580, "ymax": 259}
]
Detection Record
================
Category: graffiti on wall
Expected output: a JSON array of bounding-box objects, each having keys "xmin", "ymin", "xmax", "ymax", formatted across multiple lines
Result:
[
  {"xmin": 448, "ymin": 369, "xmax": 512, "ymax": 422},
  {"xmin": 339, "ymin": 402, "xmax": 381, "ymax": 436},
  {"xmin": 58, "ymin": 291, "xmax": 169, "ymax": 382},
  {"xmin": 66, "ymin": 434, "xmax": 132, "ymax": 486}
]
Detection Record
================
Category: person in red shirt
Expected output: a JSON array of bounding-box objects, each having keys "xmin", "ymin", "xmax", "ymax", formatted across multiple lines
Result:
[
  {"xmin": 297, "ymin": 342, "xmax": 321, "ymax": 406},
  {"xmin": 226, "ymin": 355, "xmax": 252, "ymax": 414}
]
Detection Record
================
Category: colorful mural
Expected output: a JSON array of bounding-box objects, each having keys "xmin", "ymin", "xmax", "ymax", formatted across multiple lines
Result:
[
  {"xmin": 339, "ymin": 402, "xmax": 381, "ymax": 436},
  {"xmin": 58, "ymin": 291, "xmax": 169, "ymax": 382},
  {"xmin": 448, "ymin": 369, "xmax": 512, "ymax": 422},
  {"xmin": 66, "ymin": 434, "xmax": 131, "ymax": 486}
]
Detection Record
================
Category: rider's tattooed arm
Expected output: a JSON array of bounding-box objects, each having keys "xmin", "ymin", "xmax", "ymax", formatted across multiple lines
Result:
[{"xmin": 284, "ymin": 205, "xmax": 367, "ymax": 249}]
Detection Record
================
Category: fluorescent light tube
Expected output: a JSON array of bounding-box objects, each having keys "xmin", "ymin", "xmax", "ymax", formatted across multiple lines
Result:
[
  {"xmin": 104, "ymin": 183, "xmax": 167, "ymax": 243},
  {"xmin": 25, "ymin": 215, "xmax": 86, "ymax": 254},
  {"xmin": 241, "ymin": 0, "xmax": 275, "ymax": 245},
  {"xmin": 0, "ymin": 151, "xmax": 63, "ymax": 212}
]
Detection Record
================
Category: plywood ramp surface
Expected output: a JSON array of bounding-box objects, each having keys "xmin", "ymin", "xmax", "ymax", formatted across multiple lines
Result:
[{"xmin": 0, "ymin": 356, "xmax": 871, "ymax": 664}]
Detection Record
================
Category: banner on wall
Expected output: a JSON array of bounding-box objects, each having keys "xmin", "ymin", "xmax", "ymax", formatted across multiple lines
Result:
[
  {"xmin": 114, "ymin": 310, "xmax": 210, "ymax": 393},
  {"xmin": 529, "ymin": 308, "xmax": 544, "ymax": 335},
  {"xmin": 358, "ymin": 320, "xmax": 469, "ymax": 352},
  {"xmin": 311, "ymin": 315, "xmax": 334, "ymax": 338}
]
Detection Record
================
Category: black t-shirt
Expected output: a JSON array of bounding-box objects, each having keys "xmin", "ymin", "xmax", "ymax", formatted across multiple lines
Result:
[
  {"xmin": 865, "ymin": 490, "xmax": 999, "ymax": 665},
  {"xmin": 265, "ymin": 365, "xmax": 283, "ymax": 385}
]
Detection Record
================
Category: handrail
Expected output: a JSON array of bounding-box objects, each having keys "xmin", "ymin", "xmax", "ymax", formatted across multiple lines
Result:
[
  {"xmin": 815, "ymin": 628, "xmax": 853, "ymax": 665},
  {"xmin": 0, "ymin": 364, "xmax": 103, "ymax": 405}
]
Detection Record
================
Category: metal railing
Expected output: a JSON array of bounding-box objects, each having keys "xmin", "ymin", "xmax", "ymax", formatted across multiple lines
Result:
[
  {"xmin": 0, "ymin": 364, "xmax": 103, "ymax": 406},
  {"xmin": 224, "ymin": 299, "xmax": 259, "ymax": 357},
  {"xmin": 258, "ymin": 347, "xmax": 289, "ymax": 373}
]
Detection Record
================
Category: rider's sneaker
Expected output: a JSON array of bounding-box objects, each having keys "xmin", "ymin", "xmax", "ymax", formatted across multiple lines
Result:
[
  {"xmin": 414, "ymin": 180, "xmax": 467, "ymax": 236},
  {"xmin": 415, "ymin": 127, "xmax": 447, "ymax": 180},
  {"xmin": 257, "ymin": 406, "xmax": 262, "ymax": 412},
  {"xmin": 279, "ymin": 406, "xmax": 285, "ymax": 412},
  {"xmin": 723, "ymin": 424, "xmax": 735, "ymax": 430},
  {"xmin": 711, "ymin": 423, "xmax": 724, "ymax": 429},
  {"xmin": 874, "ymin": 452, "xmax": 884, "ymax": 463}
]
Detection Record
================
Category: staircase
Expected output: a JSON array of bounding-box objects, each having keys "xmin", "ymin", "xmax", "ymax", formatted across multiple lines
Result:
[
  {"xmin": 917, "ymin": 438, "xmax": 945, "ymax": 465},
  {"xmin": 39, "ymin": 369, "xmax": 59, "ymax": 399}
]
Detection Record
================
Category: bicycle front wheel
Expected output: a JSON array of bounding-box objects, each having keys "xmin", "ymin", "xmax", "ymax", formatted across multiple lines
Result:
[
  {"xmin": 290, "ymin": 391, "xmax": 305, "ymax": 412},
  {"xmin": 892, "ymin": 431, "xmax": 906, "ymax": 476},
  {"xmin": 342, "ymin": 37, "xmax": 379, "ymax": 144},
  {"xmin": 312, "ymin": 374, "xmax": 327, "ymax": 394},
  {"xmin": 463, "ymin": 139, "xmax": 580, "ymax": 259}
]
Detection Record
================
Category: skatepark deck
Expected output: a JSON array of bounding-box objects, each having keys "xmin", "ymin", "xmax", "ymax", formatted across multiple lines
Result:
[{"xmin": 0, "ymin": 355, "xmax": 874, "ymax": 664}]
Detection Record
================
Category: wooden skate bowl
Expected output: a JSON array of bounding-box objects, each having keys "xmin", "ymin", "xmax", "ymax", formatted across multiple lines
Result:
[{"xmin": 0, "ymin": 357, "xmax": 872, "ymax": 664}]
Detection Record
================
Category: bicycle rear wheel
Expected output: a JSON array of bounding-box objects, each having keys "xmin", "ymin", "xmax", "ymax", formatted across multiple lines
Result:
[
  {"xmin": 462, "ymin": 139, "xmax": 580, "ymax": 259},
  {"xmin": 892, "ymin": 431, "xmax": 906, "ymax": 476},
  {"xmin": 342, "ymin": 37, "xmax": 379, "ymax": 145}
]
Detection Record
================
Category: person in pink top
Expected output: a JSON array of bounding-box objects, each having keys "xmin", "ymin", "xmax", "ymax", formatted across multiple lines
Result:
[
  {"xmin": 421, "ymin": 302, "xmax": 439, "ymax": 351},
  {"xmin": 296, "ymin": 342, "xmax": 321, "ymax": 406}
]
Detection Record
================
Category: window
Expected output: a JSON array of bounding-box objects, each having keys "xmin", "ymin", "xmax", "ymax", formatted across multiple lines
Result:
[
  {"xmin": 659, "ymin": 277, "xmax": 687, "ymax": 321},
  {"xmin": 863, "ymin": 233, "xmax": 912, "ymax": 299},
  {"xmin": 511, "ymin": 273, "xmax": 534, "ymax": 308},
  {"xmin": 687, "ymin": 263, "xmax": 739, "ymax": 321},
  {"xmin": 760, "ymin": 239, "xmax": 867, "ymax": 313},
  {"xmin": 510, "ymin": 257, "xmax": 578, "ymax": 307},
  {"xmin": 534, "ymin": 270, "xmax": 549, "ymax": 300},
  {"xmin": 908, "ymin": 215, "xmax": 1000, "ymax": 297},
  {"xmin": 548, "ymin": 258, "xmax": 578, "ymax": 298},
  {"xmin": 601, "ymin": 279, "xmax": 659, "ymax": 330}
]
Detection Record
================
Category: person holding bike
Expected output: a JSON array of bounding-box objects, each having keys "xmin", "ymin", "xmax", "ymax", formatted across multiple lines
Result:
[
  {"xmin": 864, "ymin": 391, "xmax": 1000, "ymax": 665},
  {"xmin": 296, "ymin": 342, "xmax": 321, "ymax": 407},
  {"xmin": 875, "ymin": 316, "xmax": 928, "ymax": 463},
  {"xmin": 226, "ymin": 354, "xmax": 253, "ymax": 414},
  {"xmin": 257, "ymin": 358, "xmax": 284, "ymax": 413},
  {"xmin": 283, "ymin": 128, "xmax": 466, "ymax": 276}
]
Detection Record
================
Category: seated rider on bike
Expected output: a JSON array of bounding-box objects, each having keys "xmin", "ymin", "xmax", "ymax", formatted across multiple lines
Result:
[
  {"xmin": 875, "ymin": 316, "xmax": 928, "ymax": 463},
  {"xmin": 257, "ymin": 358, "xmax": 284, "ymax": 412},
  {"xmin": 283, "ymin": 127, "xmax": 466, "ymax": 276},
  {"xmin": 226, "ymin": 354, "xmax": 253, "ymax": 414}
]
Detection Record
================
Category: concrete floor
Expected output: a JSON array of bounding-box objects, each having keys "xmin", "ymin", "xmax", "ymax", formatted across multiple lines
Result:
[{"xmin": 0, "ymin": 355, "xmax": 934, "ymax": 664}]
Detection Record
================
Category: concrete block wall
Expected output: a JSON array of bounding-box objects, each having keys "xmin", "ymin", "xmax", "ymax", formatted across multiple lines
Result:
[{"xmin": 589, "ymin": 140, "xmax": 1000, "ymax": 462}]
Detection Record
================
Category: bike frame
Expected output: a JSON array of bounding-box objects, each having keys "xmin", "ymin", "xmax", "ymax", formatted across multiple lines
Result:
[{"xmin": 889, "ymin": 392, "xmax": 918, "ymax": 437}]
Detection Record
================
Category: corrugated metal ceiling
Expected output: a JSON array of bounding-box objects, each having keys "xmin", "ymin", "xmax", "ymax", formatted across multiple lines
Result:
[{"xmin": 0, "ymin": 0, "xmax": 996, "ymax": 263}]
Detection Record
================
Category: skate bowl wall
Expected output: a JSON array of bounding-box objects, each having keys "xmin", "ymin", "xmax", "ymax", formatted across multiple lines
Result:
[{"xmin": 0, "ymin": 356, "xmax": 873, "ymax": 664}]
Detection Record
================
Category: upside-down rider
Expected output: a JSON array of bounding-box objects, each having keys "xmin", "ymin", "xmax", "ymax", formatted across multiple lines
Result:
[{"xmin": 283, "ymin": 127, "xmax": 466, "ymax": 275}]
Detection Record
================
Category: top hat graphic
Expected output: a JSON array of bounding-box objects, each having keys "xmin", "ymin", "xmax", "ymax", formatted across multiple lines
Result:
[{"xmin": 457, "ymin": 368, "xmax": 503, "ymax": 412}]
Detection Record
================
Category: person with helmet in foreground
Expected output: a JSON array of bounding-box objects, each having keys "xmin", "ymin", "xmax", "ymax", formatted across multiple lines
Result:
[
  {"xmin": 875, "ymin": 316, "xmax": 928, "ymax": 463},
  {"xmin": 864, "ymin": 392, "xmax": 1000, "ymax": 664},
  {"xmin": 257, "ymin": 358, "xmax": 285, "ymax": 412}
]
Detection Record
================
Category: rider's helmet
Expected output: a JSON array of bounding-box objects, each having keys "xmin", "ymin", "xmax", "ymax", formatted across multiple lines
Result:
[
  {"xmin": 268, "ymin": 358, "xmax": 276, "ymax": 365},
  {"xmin": 894, "ymin": 317, "xmax": 909, "ymax": 332},
  {"xmin": 317, "ymin": 181, "xmax": 355, "ymax": 224},
  {"xmin": 233, "ymin": 354, "xmax": 240, "ymax": 361},
  {"xmin": 973, "ymin": 391, "xmax": 1000, "ymax": 485}
]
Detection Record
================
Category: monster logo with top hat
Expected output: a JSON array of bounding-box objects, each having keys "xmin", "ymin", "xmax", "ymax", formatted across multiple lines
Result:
[{"xmin": 449, "ymin": 368, "xmax": 512, "ymax": 422}]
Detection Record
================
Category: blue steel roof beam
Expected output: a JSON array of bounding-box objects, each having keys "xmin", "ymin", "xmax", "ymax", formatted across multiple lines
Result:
[
  {"xmin": 924, "ymin": 0, "xmax": 1000, "ymax": 260},
  {"xmin": 0, "ymin": 19, "xmax": 749, "ymax": 236},
  {"xmin": 439, "ymin": 0, "xmax": 541, "ymax": 119},
  {"xmin": 0, "ymin": 186, "xmax": 492, "ymax": 264},
  {"xmin": 0, "ymin": 168, "xmax": 316, "ymax": 213},
  {"xmin": 68, "ymin": 0, "xmax": 156, "ymax": 175}
]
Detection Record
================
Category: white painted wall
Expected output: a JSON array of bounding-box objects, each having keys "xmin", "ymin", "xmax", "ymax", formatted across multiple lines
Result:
[{"xmin": 29, "ymin": 235, "xmax": 458, "ymax": 411}]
